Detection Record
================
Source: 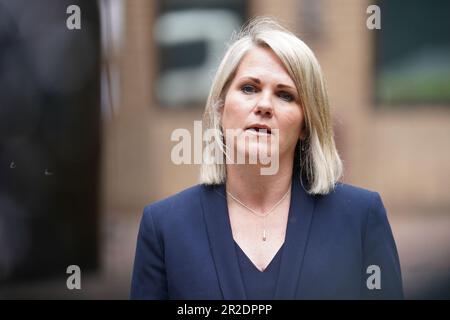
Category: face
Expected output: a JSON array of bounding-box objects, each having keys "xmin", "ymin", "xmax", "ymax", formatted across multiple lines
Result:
[{"xmin": 221, "ymin": 46, "xmax": 304, "ymax": 167}]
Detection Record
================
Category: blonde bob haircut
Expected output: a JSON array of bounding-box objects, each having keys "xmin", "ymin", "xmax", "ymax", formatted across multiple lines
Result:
[{"xmin": 200, "ymin": 17, "xmax": 343, "ymax": 195}]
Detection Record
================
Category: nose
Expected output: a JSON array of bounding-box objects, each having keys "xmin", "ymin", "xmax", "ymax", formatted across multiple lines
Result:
[{"xmin": 254, "ymin": 91, "xmax": 273, "ymax": 118}]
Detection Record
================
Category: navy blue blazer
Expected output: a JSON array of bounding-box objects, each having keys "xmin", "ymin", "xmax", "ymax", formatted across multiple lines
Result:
[{"xmin": 130, "ymin": 177, "xmax": 403, "ymax": 299}]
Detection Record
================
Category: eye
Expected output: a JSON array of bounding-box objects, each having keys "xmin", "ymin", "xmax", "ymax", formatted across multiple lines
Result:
[
  {"xmin": 241, "ymin": 84, "xmax": 256, "ymax": 94},
  {"xmin": 278, "ymin": 91, "xmax": 295, "ymax": 102}
]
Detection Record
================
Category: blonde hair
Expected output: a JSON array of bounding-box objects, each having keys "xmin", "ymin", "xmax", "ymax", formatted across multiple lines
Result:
[{"xmin": 200, "ymin": 17, "xmax": 343, "ymax": 195}]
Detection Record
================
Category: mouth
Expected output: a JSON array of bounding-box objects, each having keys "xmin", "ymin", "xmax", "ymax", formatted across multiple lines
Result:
[{"xmin": 245, "ymin": 124, "xmax": 272, "ymax": 135}]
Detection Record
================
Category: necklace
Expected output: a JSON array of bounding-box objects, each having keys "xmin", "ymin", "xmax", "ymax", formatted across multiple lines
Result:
[{"xmin": 226, "ymin": 186, "xmax": 291, "ymax": 241}]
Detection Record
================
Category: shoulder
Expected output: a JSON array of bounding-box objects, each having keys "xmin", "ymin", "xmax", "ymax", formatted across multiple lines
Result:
[
  {"xmin": 313, "ymin": 182, "xmax": 386, "ymax": 224},
  {"xmin": 140, "ymin": 184, "xmax": 208, "ymax": 229},
  {"xmin": 318, "ymin": 182, "xmax": 382, "ymax": 207},
  {"xmin": 144, "ymin": 184, "xmax": 203, "ymax": 211}
]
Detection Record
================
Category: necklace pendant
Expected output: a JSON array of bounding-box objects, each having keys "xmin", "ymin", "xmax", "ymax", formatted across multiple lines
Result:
[{"xmin": 262, "ymin": 229, "xmax": 267, "ymax": 241}]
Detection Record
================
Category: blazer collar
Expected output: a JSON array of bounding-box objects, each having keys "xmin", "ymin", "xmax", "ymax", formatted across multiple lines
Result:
[
  {"xmin": 274, "ymin": 175, "xmax": 316, "ymax": 299},
  {"xmin": 200, "ymin": 183, "xmax": 247, "ymax": 299},
  {"xmin": 200, "ymin": 175, "xmax": 316, "ymax": 300}
]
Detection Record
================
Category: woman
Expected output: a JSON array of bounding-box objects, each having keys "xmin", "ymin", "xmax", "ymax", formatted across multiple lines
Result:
[{"xmin": 130, "ymin": 17, "xmax": 403, "ymax": 299}]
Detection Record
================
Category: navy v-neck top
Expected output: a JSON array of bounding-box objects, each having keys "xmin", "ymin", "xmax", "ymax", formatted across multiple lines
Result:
[{"xmin": 234, "ymin": 241, "xmax": 284, "ymax": 300}]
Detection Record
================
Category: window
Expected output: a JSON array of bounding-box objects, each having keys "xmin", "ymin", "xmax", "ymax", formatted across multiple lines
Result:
[
  {"xmin": 155, "ymin": 0, "xmax": 247, "ymax": 108},
  {"xmin": 376, "ymin": 0, "xmax": 450, "ymax": 105}
]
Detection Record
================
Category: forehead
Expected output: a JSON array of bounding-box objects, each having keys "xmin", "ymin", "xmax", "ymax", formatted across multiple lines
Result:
[{"xmin": 234, "ymin": 46, "xmax": 295, "ymax": 86}]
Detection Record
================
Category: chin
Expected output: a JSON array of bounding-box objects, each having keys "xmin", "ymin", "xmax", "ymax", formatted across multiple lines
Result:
[{"xmin": 237, "ymin": 143, "xmax": 273, "ymax": 164}]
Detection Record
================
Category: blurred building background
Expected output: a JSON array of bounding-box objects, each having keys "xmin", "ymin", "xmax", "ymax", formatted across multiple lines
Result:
[{"xmin": 0, "ymin": 0, "xmax": 449, "ymax": 299}]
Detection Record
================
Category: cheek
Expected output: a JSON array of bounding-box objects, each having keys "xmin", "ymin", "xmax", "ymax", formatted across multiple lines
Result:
[
  {"xmin": 222, "ymin": 92, "xmax": 248, "ymax": 127},
  {"xmin": 281, "ymin": 109, "xmax": 304, "ymax": 138}
]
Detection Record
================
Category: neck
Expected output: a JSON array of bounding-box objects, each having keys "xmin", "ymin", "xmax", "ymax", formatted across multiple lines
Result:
[{"xmin": 225, "ymin": 157, "xmax": 294, "ymax": 213}]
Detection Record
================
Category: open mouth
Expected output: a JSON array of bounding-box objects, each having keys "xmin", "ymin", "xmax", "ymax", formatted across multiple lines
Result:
[{"xmin": 245, "ymin": 124, "xmax": 272, "ymax": 135}]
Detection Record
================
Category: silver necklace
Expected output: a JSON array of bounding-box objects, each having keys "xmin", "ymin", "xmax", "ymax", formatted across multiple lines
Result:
[{"xmin": 226, "ymin": 186, "xmax": 291, "ymax": 241}]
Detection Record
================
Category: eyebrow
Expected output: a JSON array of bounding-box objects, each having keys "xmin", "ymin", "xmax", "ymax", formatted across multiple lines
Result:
[{"xmin": 239, "ymin": 76, "xmax": 296, "ymax": 90}]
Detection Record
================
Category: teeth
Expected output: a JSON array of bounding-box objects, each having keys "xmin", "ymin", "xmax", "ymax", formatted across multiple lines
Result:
[{"xmin": 248, "ymin": 128, "xmax": 270, "ymax": 134}]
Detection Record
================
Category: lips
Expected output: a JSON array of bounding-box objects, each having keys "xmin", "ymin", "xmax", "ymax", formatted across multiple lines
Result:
[{"xmin": 245, "ymin": 124, "xmax": 272, "ymax": 135}]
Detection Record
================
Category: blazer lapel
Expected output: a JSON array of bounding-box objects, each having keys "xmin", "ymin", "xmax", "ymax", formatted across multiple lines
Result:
[
  {"xmin": 274, "ymin": 175, "xmax": 316, "ymax": 299},
  {"xmin": 200, "ymin": 184, "xmax": 247, "ymax": 300}
]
